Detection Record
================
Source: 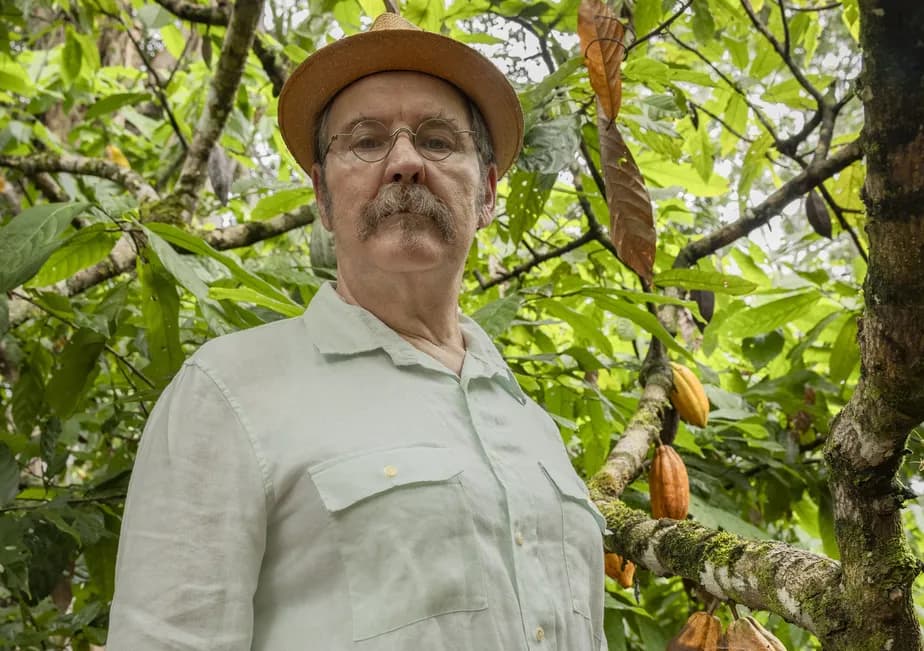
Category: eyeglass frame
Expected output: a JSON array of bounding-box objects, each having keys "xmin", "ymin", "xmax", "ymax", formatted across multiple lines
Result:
[{"xmin": 323, "ymin": 117, "xmax": 476, "ymax": 163}]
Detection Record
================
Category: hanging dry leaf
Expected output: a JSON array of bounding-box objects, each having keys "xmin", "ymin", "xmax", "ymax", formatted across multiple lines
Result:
[
  {"xmin": 578, "ymin": 0, "xmax": 626, "ymax": 121},
  {"xmin": 598, "ymin": 110, "xmax": 655, "ymax": 283}
]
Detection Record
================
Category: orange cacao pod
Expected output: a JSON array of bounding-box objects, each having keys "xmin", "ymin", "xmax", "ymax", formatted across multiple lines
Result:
[
  {"xmin": 725, "ymin": 616, "xmax": 788, "ymax": 650},
  {"xmin": 667, "ymin": 611, "xmax": 725, "ymax": 651},
  {"xmin": 670, "ymin": 362, "xmax": 709, "ymax": 427},
  {"xmin": 649, "ymin": 444, "xmax": 690, "ymax": 520},
  {"xmin": 604, "ymin": 552, "xmax": 635, "ymax": 588}
]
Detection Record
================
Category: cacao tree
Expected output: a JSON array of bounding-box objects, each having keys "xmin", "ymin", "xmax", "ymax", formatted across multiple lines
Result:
[{"xmin": 0, "ymin": 0, "xmax": 921, "ymax": 649}]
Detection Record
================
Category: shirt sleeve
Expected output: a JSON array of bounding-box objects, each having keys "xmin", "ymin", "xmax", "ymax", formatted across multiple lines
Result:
[{"xmin": 107, "ymin": 360, "xmax": 270, "ymax": 651}]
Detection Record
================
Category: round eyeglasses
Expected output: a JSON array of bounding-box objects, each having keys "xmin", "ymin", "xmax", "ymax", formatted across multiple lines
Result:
[{"xmin": 325, "ymin": 118, "xmax": 475, "ymax": 163}]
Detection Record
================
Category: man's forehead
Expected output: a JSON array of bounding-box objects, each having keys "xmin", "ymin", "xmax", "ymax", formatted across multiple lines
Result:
[{"xmin": 327, "ymin": 71, "xmax": 471, "ymax": 125}]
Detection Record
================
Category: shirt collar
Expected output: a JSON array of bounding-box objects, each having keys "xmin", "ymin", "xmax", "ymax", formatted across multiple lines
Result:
[{"xmin": 302, "ymin": 282, "xmax": 527, "ymax": 403}]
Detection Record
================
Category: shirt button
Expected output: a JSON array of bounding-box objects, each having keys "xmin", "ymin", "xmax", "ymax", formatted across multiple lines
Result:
[
  {"xmin": 515, "ymin": 531, "xmax": 524, "ymax": 546},
  {"xmin": 535, "ymin": 626, "xmax": 545, "ymax": 641},
  {"xmin": 383, "ymin": 465, "xmax": 398, "ymax": 478}
]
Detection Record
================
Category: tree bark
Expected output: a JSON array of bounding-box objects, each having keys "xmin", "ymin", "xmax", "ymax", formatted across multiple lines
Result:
[{"xmin": 823, "ymin": 2, "xmax": 924, "ymax": 649}]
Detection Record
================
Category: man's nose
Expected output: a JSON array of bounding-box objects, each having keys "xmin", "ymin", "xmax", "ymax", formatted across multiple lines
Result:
[{"xmin": 383, "ymin": 130, "xmax": 425, "ymax": 184}]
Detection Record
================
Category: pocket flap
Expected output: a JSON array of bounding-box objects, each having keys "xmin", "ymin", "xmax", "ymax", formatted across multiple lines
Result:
[
  {"xmin": 539, "ymin": 460, "xmax": 607, "ymax": 533},
  {"xmin": 310, "ymin": 446, "xmax": 463, "ymax": 512}
]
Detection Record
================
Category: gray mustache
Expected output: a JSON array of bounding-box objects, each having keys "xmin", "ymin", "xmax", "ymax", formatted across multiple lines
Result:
[{"xmin": 358, "ymin": 184, "xmax": 455, "ymax": 241}]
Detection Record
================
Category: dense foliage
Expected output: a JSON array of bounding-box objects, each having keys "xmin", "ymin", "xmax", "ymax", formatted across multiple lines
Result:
[{"xmin": 0, "ymin": 0, "xmax": 921, "ymax": 648}]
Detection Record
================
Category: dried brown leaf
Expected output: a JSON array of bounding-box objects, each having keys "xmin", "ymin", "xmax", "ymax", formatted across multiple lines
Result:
[
  {"xmin": 598, "ymin": 111, "xmax": 655, "ymax": 283},
  {"xmin": 578, "ymin": 0, "xmax": 626, "ymax": 120}
]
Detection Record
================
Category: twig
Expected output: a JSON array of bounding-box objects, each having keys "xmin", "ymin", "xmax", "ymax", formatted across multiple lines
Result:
[
  {"xmin": 625, "ymin": 0, "xmax": 693, "ymax": 55},
  {"xmin": 10, "ymin": 291, "xmax": 155, "ymax": 389},
  {"xmin": 740, "ymin": 0, "xmax": 824, "ymax": 106},
  {"xmin": 667, "ymin": 31, "xmax": 780, "ymax": 141},
  {"xmin": 477, "ymin": 230, "xmax": 598, "ymax": 290},
  {"xmin": 112, "ymin": 11, "xmax": 190, "ymax": 151}
]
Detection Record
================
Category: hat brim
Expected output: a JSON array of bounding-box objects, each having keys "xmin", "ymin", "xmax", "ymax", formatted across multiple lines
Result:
[{"xmin": 277, "ymin": 29, "xmax": 523, "ymax": 178}]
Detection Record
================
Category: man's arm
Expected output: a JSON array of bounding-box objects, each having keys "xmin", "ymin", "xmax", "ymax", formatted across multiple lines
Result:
[{"xmin": 107, "ymin": 360, "xmax": 270, "ymax": 650}]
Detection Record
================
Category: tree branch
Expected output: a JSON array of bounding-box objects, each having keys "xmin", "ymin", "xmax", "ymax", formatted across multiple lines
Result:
[
  {"xmin": 0, "ymin": 153, "xmax": 159, "ymax": 202},
  {"xmin": 8, "ymin": 206, "xmax": 316, "ymax": 327},
  {"xmin": 593, "ymin": 499, "xmax": 846, "ymax": 638},
  {"xmin": 172, "ymin": 0, "xmax": 265, "ymax": 220},
  {"xmin": 151, "ymin": 0, "xmax": 229, "ymax": 26},
  {"xmin": 673, "ymin": 139, "xmax": 863, "ymax": 268},
  {"xmin": 151, "ymin": 0, "xmax": 289, "ymax": 96}
]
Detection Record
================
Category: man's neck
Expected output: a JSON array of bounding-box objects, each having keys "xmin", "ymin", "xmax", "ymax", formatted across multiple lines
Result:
[{"xmin": 333, "ymin": 271, "xmax": 467, "ymax": 371}]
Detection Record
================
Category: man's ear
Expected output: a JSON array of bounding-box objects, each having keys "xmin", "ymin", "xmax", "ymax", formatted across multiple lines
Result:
[
  {"xmin": 477, "ymin": 164, "xmax": 498, "ymax": 229},
  {"xmin": 311, "ymin": 163, "xmax": 333, "ymax": 231}
]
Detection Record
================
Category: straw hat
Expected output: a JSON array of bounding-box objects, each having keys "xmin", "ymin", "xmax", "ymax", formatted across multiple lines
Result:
[{"xmin": 277, "ymin": 13, "xmax": 524, "ymax": 178}]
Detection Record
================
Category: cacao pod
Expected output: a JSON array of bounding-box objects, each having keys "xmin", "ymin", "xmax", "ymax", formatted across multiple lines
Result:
[
  {"xmin": 805, "ymin": 190, "xmax": 832, "ymax": 239},
  {"xmin": 690, "ymin": 289, "xmax": 715, "ymax": 332},
  {"xmin": 604, "ymin": 552, "xmax": 635, "ymax": 588},
  {"xmin": 670, "ymin": 362, "xmax": 709, "ymax": 427},
  {"xmin": 649, "ymin": 444, "xmax": 690, "ymax": 520},
  {"xmin": 725, "ymin": 616, "xmax": 787, "ymax": 651},
  {"xmin": 667, "ymin": 611, "xmax": 725, "ymax": 651}
]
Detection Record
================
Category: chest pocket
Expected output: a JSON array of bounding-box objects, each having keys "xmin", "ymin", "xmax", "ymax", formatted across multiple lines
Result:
[
  {"xmin": 309, "ymin": 445, "xmax": 487, "ymax": 641},
  {"xmin": 539, "ymin": 460, "xmax": 607, "ymax": 621}
]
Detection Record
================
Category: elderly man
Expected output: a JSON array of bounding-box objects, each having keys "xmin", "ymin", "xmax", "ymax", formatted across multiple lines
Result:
[{"xmin": 108, "ymin": 12, "xmax": 607, "ymax": 651}]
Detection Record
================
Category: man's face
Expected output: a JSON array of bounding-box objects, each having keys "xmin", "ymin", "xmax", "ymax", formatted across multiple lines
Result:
[{"xmin": 311, "ymin": 72, "xmax": 497, "ymax": 278}]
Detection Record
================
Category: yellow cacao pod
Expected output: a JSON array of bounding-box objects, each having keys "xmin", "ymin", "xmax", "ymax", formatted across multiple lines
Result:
[
  {"xmin": 604, "ymin": 552, "xmax": 635, "ymax": 589},
  {"xmin": 649, "ymin": 444, "xmax": 690, "ymax": 520},
  {"xmin": 725, "ymin": 617, "xmax": 788, "ymax": 651},
  {"xmin": 105, "ymin": 144, "xmax": 131, "ymax": 169},
  {"xmin": 667, "ymin": 611, "xmax": 725, "ymax": 651},
  {"xmin": 670, "ymin": 362, "xmax": 709, "ymax": 427}
]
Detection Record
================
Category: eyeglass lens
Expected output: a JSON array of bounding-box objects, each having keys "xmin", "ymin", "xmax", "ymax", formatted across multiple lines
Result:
[{"xmin": 347, "ymin": 119, "xmax": 462, "ymax": 162}]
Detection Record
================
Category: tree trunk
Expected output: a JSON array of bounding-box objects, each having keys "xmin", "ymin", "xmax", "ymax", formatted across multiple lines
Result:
[{"xmin": 823, "ymin": 1, "xmax": 924, "ymax": 649}]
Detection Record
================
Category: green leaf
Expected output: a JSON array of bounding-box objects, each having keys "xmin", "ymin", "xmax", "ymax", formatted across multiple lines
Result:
[
  {"xmin": 145, "ymin": 223, "xmax": 299, "ymax": 309},
  {"xmin": 0, "ymin": 294, "xmax": 7, "ymax": 336},
  {"xmin": 12, "ymin": 364, "xmax": 45, "ymax": 436},
  {"xmin": 138, "ymin": 252, "xmax": 184, "ymax": 384},
  {"xmin": 0, "ymin": 67, "xmax": 35, "ymax": 97},
  {"xmin": 62, "ymin": 27, "xmax": 83, "ymax": 83},
  {"xmin": 0, "ymin": 201, "xmax": 90, "ymax": 293},
  {"xmin": 741, "ymin": 330, "xmax": 785, "ymax": 370},
  {"xmin": 86, "ymin": 92, "xmax": 152, "ymax": 119},
  {"xmin": 723, "ymin": 291, "xmax": 821, "ymax": 339},
  {"xmin": 46, "ymin": 328, "xmax": 107, "ymax": 418},
  {"xmin": 633, "ymin": 0, "xmax": 662, "ymax": 40},
  {"xmin": 654, "ymin": 268, "xmax": 757, "ymax": 295},
  {"xmin": 520, "ymin": 116, "xmax": 580, "ymax": 174},
  {"xmin": 252, "ymin": 188, "xmax": 312, "ymax": 221},
  {"xmin": 138, "ymin": 3, "xmax": 174, "ymax": 28},
  {"xmin": 688, "ymin": 494, "xmax": 769, "ymax": 540},
  {"xmin": 829, "ymin": 314, "xmax": 859, "ymax": 384},
  {"xmin": 588, "ymin": 293, "xmax": 693, "ymax": 360},
  {"xmin": 30, "ymin": 224, "xmax": 117, "ymax": 287},
  {"xmin": 506, "ymin": 169, "xmax": 555, "ymax": 244},
  {"xmin": 471, "ymin": 294, "xmax": 523, "ymax": 337},
  {"xmin": 538, "ymin": 299, "xmax": 613, "ymax": 357},
  {"xmin": 0, "ymin": 443, "xmax": 19, "ymax": 507},
  {"xmin": 208, "ymin": 286, "xmax": 304, "ymax": 318}
]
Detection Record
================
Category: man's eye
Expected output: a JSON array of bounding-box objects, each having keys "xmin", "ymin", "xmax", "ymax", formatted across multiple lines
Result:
[
  {"xmin": 420, "ymin": 133, "xmax": 455, "ymax": 152},
  {"xmin": 353, "ymin": 135, "xmax": 386, "ymax": 150}
]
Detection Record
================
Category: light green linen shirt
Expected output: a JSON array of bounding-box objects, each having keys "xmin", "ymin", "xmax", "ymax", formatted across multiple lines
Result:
[{"xmin": 108, "ymin": 282, "xmax": 608, "ymax": 650}]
